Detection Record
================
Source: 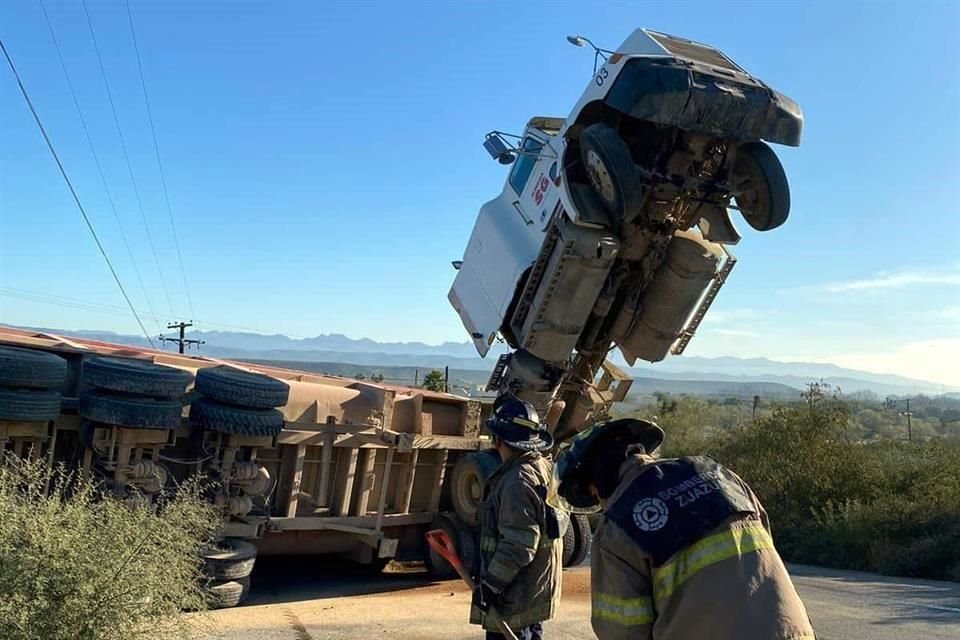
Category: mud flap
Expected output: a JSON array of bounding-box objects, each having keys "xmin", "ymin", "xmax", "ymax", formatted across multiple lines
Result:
[{"xmin": 696, "ymin": 205, "xmax": 741, "ymax": 245}]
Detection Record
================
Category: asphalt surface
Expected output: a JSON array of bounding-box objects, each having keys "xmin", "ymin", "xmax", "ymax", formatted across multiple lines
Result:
[
  {"xmin": 788, "ymin": 564, "xmax": 960, "ymax": 640},
  {"xmin": 197, "ymin": 558, "xmax": 960, "ymax": 639}
]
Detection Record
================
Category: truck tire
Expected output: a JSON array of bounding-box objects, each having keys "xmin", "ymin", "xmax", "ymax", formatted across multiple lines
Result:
[
  {"xmin": 81, "ymin": 357, "xmax": 191, "ymax": 399},
  {"xmin": 0, "ymin": 388, "xmax": 61, "ymax": 422},
  {"xmin": 450, "ymin": 449, "xmax": 501, "ymax": 527},
  {"xmin": 579, "ymin": 123, "xmax": 643, "ymax": 223},
  {"xmin": 0, "ymin": 346, "xmax": 67, "ymax": 390},
  {"xmin": 732, "ymin": 141, "xmax": 790, "ymax": 231},
  {"xmin": 567, "ymin": 514, "xmax": 592, "ymax": 568},
  {"xmin": 561, "ymin": 513, "xmax": 576, "ymax": 567},
  {"xmin": 195, "ymin": 366, "xmax": 289, "ymax": 409},
  {"xmin": 424, "ymin": 513, "xmax": 475, "ymax": 580},
  {"xmin": 78, "ymin": 390, "xmax": 183, "ymax": 429},
  {"xmin": 189, "ymin": 397, "xmax": 284, "ymax": 437},
  {"xmin": 205, "ymin": 576, "xmax": 251, "ymax": 609},
  {"xmin": 202, "ymin": 538, "xmax": 257, "ymax": 581}
]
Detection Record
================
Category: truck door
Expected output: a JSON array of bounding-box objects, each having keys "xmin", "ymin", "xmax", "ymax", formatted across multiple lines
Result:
[{"xmin": 448, "ymin": 130, "xmax": 555, "ymax": 357}]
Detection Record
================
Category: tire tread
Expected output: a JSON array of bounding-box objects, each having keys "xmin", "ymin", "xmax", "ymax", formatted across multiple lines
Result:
[
  {"xmin": 78, "ymin": 390, "xmax": 183, "ymax": 429},
  {"xmin": 189, "ymin": 397, "xmax": 284, "ymax": 436},
  {"xmin": 196, "ymin": 366, "xmax": 289, "ymax": 409},
  {"xmin": 0, "ymin": 388, "xmax": 61, "ymax": 422},
  {"xmin": 0, "ymin": 346, "xmax": 67, "ymax": 390},
  {"xmin": 82, "ymin": 357, "xmax": 191, "ymax": 398}
]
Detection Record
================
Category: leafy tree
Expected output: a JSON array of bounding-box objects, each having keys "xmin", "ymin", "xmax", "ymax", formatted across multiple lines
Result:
[
  {"xmin": 849, "ymin": 390, "xmax": 879, "ymax": 404},
  {"xmin": 370, "ymin": 373, "xmax": 385, "ymax": 383},
  {"xmin": 422, "ymin": 369, "xmax": 446, "ymax": 392}
]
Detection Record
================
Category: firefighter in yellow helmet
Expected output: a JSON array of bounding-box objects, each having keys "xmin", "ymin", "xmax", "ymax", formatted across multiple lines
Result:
[{"xmin": 552, "ymin": 418, "xmax": 815, "ymax": 640}]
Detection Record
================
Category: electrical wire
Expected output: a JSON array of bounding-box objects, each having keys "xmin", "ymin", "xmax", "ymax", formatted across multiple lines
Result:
[
  {"xmin": 0, "ymin": 38, "xmax": 155, "ymax": 347},
  {"xmin": 81, "ymin": 0, "xmax": 177, "ymax": 320},
  {"xmin": 0, "ymin": 286, "xmax": 295, "ymax": 335},
  {"xmin": 38, "ymin": 0, "xmax": 163, "ymax": 335},
  {"xmin": 124, "ymin": 0, "xmax": 196, "ymax": 328},
  {"xmin": 1, "ymin": 287, "xmax": 138, "ymax": 317}
]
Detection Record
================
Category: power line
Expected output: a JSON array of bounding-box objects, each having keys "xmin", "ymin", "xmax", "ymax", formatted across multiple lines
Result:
[
  {"xmin": 0, "ymin": 286, "xmax": 301, "ymax": 337},
  {"xmin": 81, "ymin": 0, "xmax": 177, "ymax": 320},
  {"xmin": 0, "ymin": 38, "xmax": 155, "ymax": 347},
  {"xmin": 1, "ymin": 288, "xmax": 139, "ymax": 317},
  {"xmin": 38, "ymin": 0, "xmax": 163, "ymax": 335},
  {"xmin": 124, "ymin": 0, "xmax": 196, "ymax": 328}
]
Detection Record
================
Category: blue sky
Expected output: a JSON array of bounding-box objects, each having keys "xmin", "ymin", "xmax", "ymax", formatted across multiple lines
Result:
[{"xmin": 1, "ymin": 1, "xmax": 958, "ymax": 385}]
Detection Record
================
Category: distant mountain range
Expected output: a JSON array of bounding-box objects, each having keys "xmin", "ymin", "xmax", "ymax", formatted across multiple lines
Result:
[
  {"xmin": 8, "ymin": 325, "xmax": 956, "ymax": 398},
  {"xmin": 247, "ymin": 359, "xmax": 804, "ymax": 402}
]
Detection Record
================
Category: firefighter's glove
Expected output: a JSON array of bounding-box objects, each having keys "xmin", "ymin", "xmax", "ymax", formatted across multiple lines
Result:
[{"xmin": 474, "ymin": 579, "xmax": 503, "ymax": 614}]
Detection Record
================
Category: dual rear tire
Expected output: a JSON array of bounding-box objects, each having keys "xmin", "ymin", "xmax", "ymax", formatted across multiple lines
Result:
[
  {"xmin": 561, "ymin": 513, "xmax": 592, "ymax": 568},
  {"xmin": 189, "ymin": 366, "xmax": 289, "ymax": 437},
  {"xmin": 0, "ymin": 346, "xmax": 67, "ymax": 422},
  {"xmin": 202, "ymin": 538, "xmax": 258, "ymax": 609},
  {"xmin": 78, "ymin": 357, "xmax": 190, "ymax": 429},
  {"xmin": 424, "ymin": 512, "xmax": 477, "ymax": 579}
]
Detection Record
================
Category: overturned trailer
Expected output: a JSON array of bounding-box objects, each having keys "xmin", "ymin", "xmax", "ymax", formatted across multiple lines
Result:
[{"xmin": 0, "ymin": 326, "xmax": 607, "ymax": 606}]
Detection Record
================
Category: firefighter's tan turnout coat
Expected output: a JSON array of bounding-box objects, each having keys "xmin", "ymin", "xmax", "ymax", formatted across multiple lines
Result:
[
  {"xmin": 591, "ymin": 455, "xmax": 815, "ymax": 640},
  {"xmin": 470, "ymin": 451, "xmax": 563, "ymax": 631}
]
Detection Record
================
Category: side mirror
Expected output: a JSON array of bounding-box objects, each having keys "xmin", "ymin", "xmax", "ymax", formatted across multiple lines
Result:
[{"xmin": 483, "ymin": 134, "xmax": 516, "ymax": 165}]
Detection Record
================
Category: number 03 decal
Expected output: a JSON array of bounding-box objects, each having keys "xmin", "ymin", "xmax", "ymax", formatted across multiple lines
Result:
[{"xmin": 595, "ymin": 67, "xmax": 609, "ymax": 86}]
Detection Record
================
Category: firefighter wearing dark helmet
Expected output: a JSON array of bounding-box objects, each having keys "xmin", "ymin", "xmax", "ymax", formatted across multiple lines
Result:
[
  {"xmin": 552, "ymin": 418, "xmax": 815, "ymax": 640},
  {"xmin": 470, "ymin": 395, "xmax": 562, "ymax": 640}
]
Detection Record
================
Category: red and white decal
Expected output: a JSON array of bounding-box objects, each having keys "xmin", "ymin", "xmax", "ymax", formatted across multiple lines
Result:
[{"xmin": 532, "ymin": 174, "xmax": 550, "ymax": 205}]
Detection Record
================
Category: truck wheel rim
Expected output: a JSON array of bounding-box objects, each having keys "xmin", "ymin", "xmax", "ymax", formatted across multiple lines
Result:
[
  {"xmin": 454, "ymin": 469, "xmax": 482, "ymax": 522},
  {"xmin": 733, "ymin": 154, "xmax": 772, "ymax": 229},
  {"xmin": 585, "ymin": 150, "xmax": 616, "ymax": 204}
]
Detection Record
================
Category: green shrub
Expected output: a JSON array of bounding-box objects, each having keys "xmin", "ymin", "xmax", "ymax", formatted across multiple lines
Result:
[
  {"xmin": 639, "ymin": 389, "xmax": 960, "ymax": 581},
  {"xmin": 0, "ymin": 456, "xmax": 220, "ymax": 640}
]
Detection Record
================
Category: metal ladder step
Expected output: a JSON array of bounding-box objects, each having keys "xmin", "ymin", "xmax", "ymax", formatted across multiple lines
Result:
[{"xmin": 486, "ymin": 353, "xmax": 512, "ymax": 391}]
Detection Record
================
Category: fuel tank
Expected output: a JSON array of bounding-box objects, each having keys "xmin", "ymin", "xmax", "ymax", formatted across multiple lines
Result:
[{"xmin": 615, "ymin": 229, "xmax": 722, "ymax": 364}]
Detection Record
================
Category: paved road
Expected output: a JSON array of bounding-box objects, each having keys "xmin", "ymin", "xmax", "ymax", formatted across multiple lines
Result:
[
  {"xmin": 197, "ymin": 558, "xmax": 959, "ymax": 639},
  {"xmin": 788, "ymin": 564, "xmax": 960, "ymax": 640}
]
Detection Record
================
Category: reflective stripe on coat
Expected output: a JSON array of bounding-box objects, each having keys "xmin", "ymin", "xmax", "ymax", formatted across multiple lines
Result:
[
  {"xmin": 470, "ymin": 451, "xmax": 563, "ymax": 631},
  {"xmin": 591, "ymin": 456, "xmax": 816, "ymax": 640}
]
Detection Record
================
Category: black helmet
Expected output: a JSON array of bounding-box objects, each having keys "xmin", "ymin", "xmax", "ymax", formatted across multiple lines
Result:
[
  {"xmin": 550, "ymin": 418, "xmax": 664, "ymax": 513},
  {"xmin": 485, "ymin": 395, "xmax": 554, "ymax": 452}
]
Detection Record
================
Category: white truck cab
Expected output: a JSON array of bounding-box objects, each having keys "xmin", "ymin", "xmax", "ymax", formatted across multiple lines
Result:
[
  {"xmin": 449, "ymin": 118, "xmax": 566, "ymax": 356},
  {"xmin": 448, "ymin": 28, "xmax": 802, "ymax": 437}
]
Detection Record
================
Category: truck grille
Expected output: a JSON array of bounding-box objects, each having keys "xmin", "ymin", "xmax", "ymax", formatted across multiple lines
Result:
[{"xmin": 649, "ymin": 32, "xmax": 742, "ymax": 73}]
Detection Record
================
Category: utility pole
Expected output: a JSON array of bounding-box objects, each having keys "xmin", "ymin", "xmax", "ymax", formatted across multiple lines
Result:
[
  {"xmin": 901, "ymin": 398, "xmax": 913, "ymax": 442},
  {"xmin": 444, "ymin": 366, "xmax": 450, "ymax": 393},
  {"xmin": 887, "ymin": 396, "xmax": 914, "ymax": 441},
  {"xmin": 159, "ymin": 321, "xmax": 204, "ymax": 354}
]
